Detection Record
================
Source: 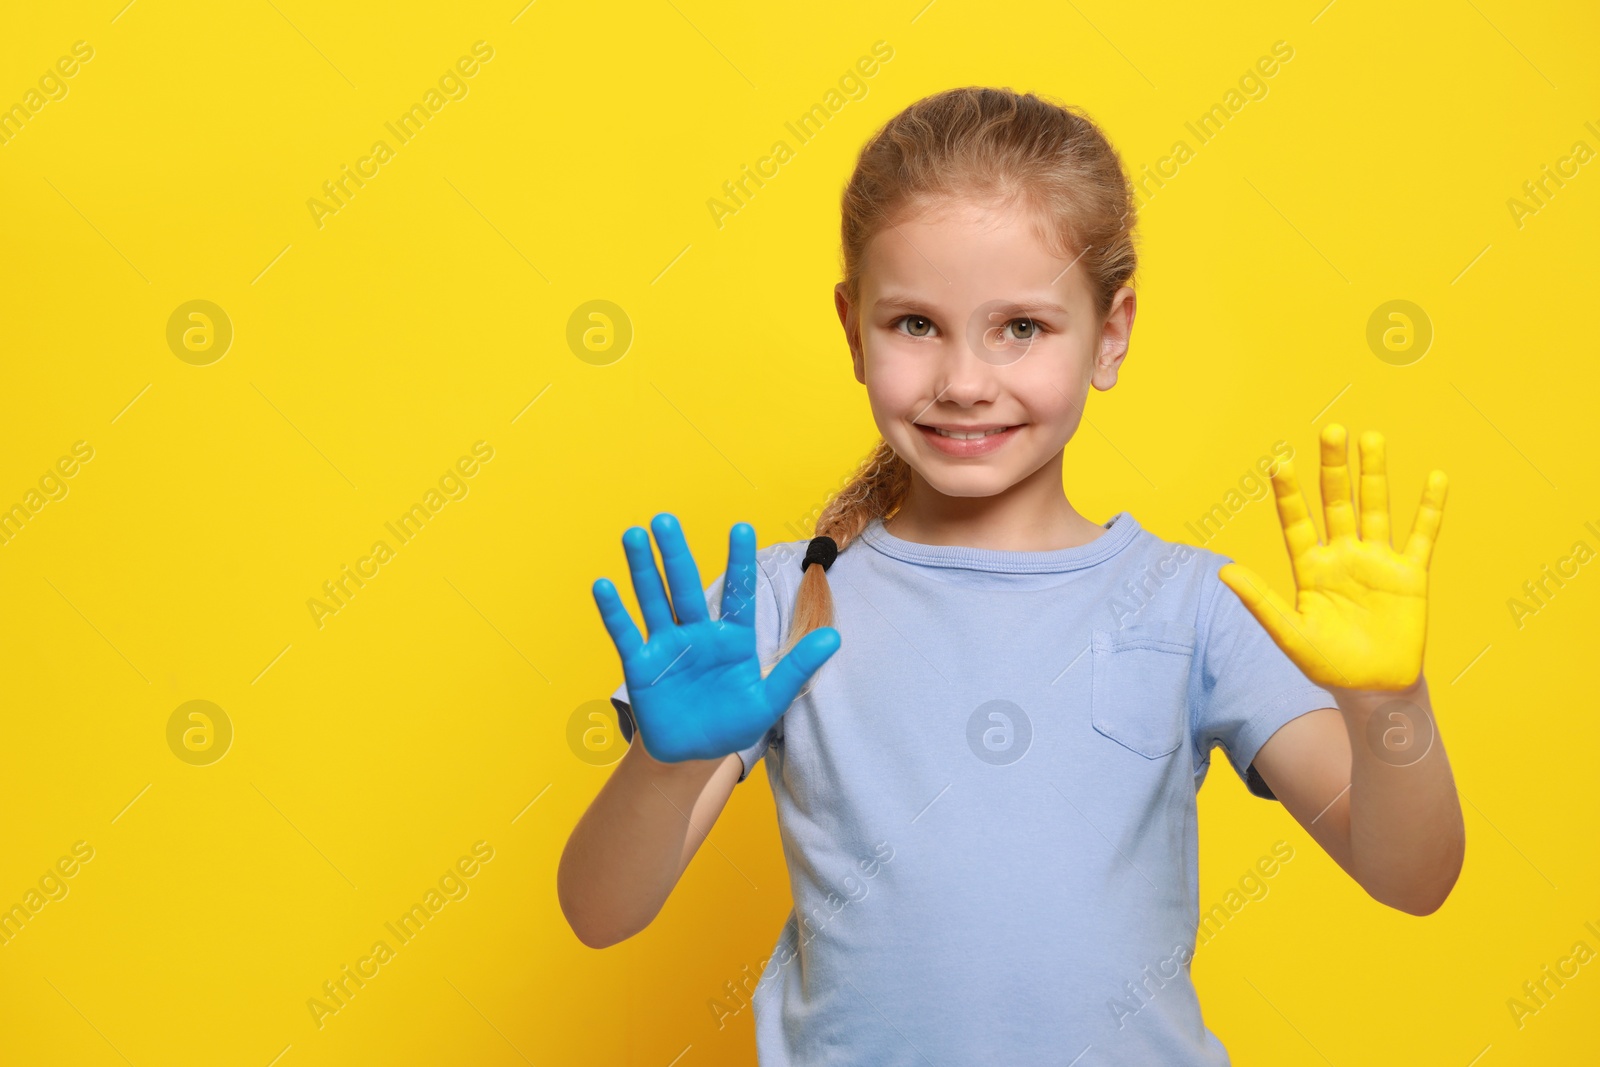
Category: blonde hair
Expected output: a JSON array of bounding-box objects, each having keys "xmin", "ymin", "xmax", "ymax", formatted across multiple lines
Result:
[{"xmin": 774, "ymin": 86, "xmax": 1140, "ymax": 663}]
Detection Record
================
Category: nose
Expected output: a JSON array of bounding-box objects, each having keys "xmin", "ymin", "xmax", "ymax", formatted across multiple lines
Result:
[{"xmin": 930, "ymin": 330, "xmax": 1003, "ymax": 407}]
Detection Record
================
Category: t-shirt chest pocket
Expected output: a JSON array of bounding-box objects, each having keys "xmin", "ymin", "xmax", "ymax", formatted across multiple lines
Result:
[{"xmin": 1089, "ymin": 620, "xmax": 1198, "ymax": 759}]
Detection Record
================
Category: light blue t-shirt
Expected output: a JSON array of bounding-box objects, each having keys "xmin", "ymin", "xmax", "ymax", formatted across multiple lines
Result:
[{"xmin": 611, "ymin": 511, "xmax": 1335, "ymax": 1065}]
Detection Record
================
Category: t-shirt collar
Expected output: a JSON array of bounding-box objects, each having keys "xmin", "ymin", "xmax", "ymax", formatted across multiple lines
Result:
[{"xmin": 855, "ymin": 511, "xmax": 1142, "ymax": 574}]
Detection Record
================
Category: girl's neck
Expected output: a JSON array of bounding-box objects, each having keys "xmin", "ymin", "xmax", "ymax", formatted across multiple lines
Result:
[{"xmin": 881, "ymin": 469, "xmax": 1108, "ymax": 552}]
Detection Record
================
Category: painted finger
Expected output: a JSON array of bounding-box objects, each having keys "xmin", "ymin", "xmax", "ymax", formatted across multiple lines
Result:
[
  {"xmin": 622, "ymin": 525, "xmax": 675, "ymax": 637},
  {"xmin": 1403, "ymin": 470, "xmax": 1448, "ymax": 569},
  {"xmin": 652, "ymin": 513, "xmax": 710, "ymax": 625},
  {"xmin": 1269, "ymin": 457, "xmax": 1320, "ymax": 588},
  {"xmin": 718, "ymin": 522, "xmax": 759, "ymax": 629},
  {"xmin": 1320, "ymin": 423, "xmax": 1357, "ymax": 543},
  {"xmin": 1220, "ymin": 562, "xmax": 1328, "ymax": 681},
  {"xmin": 1358, "ymin": 430, "xmax": 1391, "ymax": 548},
  {"xmin": 593, "ymin": 577, "xmax": 645, "ymax": 662},
  {"xmin": 762, "ymin": 626, "xmax": 841, "ymax": 714},
  {"xmin": 1219, "ymin": 562, "xmax": 1299, "ymax": 635}
]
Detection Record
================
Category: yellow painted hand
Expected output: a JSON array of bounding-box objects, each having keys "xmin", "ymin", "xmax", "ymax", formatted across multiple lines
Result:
[{"xmin": 1217, "ymin": 424, "xmax": 1447, "ymax": 692}]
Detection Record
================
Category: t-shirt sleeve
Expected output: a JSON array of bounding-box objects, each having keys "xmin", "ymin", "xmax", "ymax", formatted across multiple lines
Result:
[
  {"xmin": 608, "ymin": 554, "xmax": 785, "ymax": 784},
  {"xmin": 1191, "ymin": 554, "xmax": 1339, "ymax": 801}
]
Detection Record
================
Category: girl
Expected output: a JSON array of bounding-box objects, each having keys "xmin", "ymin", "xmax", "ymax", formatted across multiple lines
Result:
[{"xmin": 560, "ymin": 87, "xmax": 1464, "ymax": 1065}]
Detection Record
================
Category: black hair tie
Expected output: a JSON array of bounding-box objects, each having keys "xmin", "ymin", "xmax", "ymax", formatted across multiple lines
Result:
[{"xmin": 802, "ymin": 535, "xmax": 838, "ymax": 574}]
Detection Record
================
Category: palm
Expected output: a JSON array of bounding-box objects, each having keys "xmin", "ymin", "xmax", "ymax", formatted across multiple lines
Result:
[
  {"xmin": 622, "ymin": 607, "xmax": 771, "ymax": 759},
  {"xmin": 592, "ymin": 514, "xmax": 840, "ymax": 764},
  {"xmin": 1218, "ymin": 425, "xmax": 1447, "ymax": 691}
]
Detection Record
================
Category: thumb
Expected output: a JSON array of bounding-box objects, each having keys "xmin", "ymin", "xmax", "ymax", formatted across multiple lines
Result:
[
  {"xmin": 762, "ymin": 627, "xmax": 841, "ymax": 714},
  {"xmin": 1217, "ymin": 562, "xmax": 1301, "ymax": 650}
]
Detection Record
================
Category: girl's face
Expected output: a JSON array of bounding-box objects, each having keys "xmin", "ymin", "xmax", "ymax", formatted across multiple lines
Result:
[{"xmin": 836, "ymin": 194, "xmax": 1134, "ymax": 502}]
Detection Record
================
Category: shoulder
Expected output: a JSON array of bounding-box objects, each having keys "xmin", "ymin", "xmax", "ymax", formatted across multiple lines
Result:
[
  {"xmin": 1106, "ymin": 520, "xmax": 1241, "ymax": 643},
  {"xmin": 754, "ymin": 537, "xmax": 810, "ymax": 587},
  {"xmin": 1118, "ymin": 515, "xmax": 1216, "ymax": 562},
  {"xmin": 755, "ymin": 537, "xmax": 810, "ymax": 572},
  {"xmin": 750, "ymin": 536, "xmax": 810, "ymax": 613},
  {"xmin": 1117, "ymin": 519, "xmax": 1232, "ymax": 593}
]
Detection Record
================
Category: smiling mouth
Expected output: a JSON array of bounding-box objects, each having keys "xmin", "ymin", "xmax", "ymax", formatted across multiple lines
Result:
[
  {"xmin": 912, "ymin": 422, "xmax": 1024, "ymax": 456},
  {"xmin": 915, "ymin": 424, "xmax": 1019, "ymax": 439}
]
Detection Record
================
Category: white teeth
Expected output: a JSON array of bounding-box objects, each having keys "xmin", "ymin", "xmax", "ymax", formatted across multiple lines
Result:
[{"xmin": 932, "ymin": 426, "xmax": 1010, "ymax": 440}]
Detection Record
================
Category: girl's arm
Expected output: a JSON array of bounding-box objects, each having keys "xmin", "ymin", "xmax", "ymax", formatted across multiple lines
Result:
[
  {"xmin": 1218, "ymin": 423, "xmax": 1465, "ymax": 915},
  {"xmin": 565, "ymin": 513, "xmax": 837, "ymax": 947},
  {"xmin": 557, "ymin": 743, "xmax": 744, "ymax": 948},
  {"xmin": 1247, "ymin": 674, "xmax": 1464, "ymax": 914}
]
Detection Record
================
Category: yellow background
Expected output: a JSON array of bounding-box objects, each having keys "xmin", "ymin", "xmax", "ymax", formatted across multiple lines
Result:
[{"xmin": 1, "ymin": 0, "xmax": 1596, "ymax": 1063}]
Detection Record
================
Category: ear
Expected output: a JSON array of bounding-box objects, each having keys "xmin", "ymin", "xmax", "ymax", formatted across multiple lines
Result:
[
  {"xmin": 1090, "ymin": 286, "xmax": 1136, "ymax": 392},
  {"xmin": 835, "ymin": 282, "xmax": 865, "ymax": 384}
]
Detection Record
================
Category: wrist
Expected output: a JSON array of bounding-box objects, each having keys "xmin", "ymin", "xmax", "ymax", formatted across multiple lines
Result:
[
  {"xmin": 1329, "ymin": 670, "xmax": 1428, "ymax": 715},
  {"xmin": 635, "ymin": 735, "xmax": 725, "ymax": 779}
]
